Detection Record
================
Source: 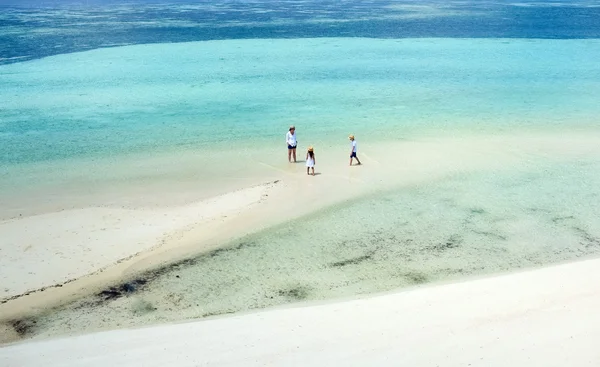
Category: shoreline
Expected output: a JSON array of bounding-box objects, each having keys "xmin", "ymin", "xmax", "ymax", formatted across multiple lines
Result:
[
  {"xmin": 2, "ymin": 130, "xmax": 600, "ymax": 342},
  {"xmin": 0, "ymin": 253, "xmax": 590, "ymax": 346},
  {"xmin": 2, "ymin": 257, "xmax": 599, "ymax": 366}
]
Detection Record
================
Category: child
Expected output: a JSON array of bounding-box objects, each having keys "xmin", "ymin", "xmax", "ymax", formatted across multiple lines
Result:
[
  {"xmin": 306, "ymin": 146, "xmax": 316, "ymax": 176},
  {"xmin": 349, "ymin": 135, "xmax": 362, "ymax": 166}
]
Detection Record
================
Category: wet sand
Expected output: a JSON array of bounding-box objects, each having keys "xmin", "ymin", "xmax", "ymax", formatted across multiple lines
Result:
[
  {"xmin": 2, "ymin": 257, "xmax": 599, "ymax": 366},
  {"xmin": 2, "ymin": 130, "xmax": 600, "ymax": 343}
]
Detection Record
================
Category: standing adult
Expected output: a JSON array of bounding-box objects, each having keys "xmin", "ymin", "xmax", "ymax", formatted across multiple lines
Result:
[{"xmin": 286, "ymin": 125, "xmax": 297, "ymax": 163}]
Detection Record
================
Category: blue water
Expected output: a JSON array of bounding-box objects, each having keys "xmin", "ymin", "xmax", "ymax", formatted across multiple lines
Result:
[
  {"xmin": 1, "ymin": 0, "xmax": 600, "ymax": 167},
  {"xmin": 1, "ymin": 38, "xmax": 600, "ymax": 166},
  {"xmin": 3, "ymin": 0, "xmax": 600, "ymax": 340},
  {"xmin": 1, "ymin": 0, "xmax": 600, "ymax": 64}
]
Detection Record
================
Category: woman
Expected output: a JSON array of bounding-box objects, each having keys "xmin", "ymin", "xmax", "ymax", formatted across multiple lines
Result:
[{"xmin": 286, "ymin": 125, "xmax": 297, "ymax": 163}]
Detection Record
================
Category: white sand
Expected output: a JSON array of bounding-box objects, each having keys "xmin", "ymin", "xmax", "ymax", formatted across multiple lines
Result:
[
  {"xmin": 2, "ymin": 131, "xmax": 600, "ymax": 324},
  {"xmin": 1, "ymin": 258, "xmax": 599, "ymax": 366},
  {"xmin": 0, "ymin": 183, "xmax": 276, "ymax": 300}
]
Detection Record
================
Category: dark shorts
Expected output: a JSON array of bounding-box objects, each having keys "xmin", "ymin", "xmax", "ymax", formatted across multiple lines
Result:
[
  {"xmin": 350, "ymin": 152, "xmax": 357, "ymax": 158},
  {"xmin": 288, "ymin": 145, "xmax": 296, "ymax": 150}
]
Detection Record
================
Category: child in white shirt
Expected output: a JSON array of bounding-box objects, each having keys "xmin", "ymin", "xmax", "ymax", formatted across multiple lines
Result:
[{"xmin": 349, "ymin": 135, "xmax": 362, "ymax": 166}]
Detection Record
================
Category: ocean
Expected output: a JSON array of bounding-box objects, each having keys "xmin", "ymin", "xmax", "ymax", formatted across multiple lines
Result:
[
  {"xmin": 2, "ymin": 1, "xmax": 600, "ymax": 167},
  {"xmin": 2, "ymin": 0, "xmax": 600, "ymax": 338},
  {"xmin": 2, "ymin": 0, "xmax": 600, "ymax": 66}
]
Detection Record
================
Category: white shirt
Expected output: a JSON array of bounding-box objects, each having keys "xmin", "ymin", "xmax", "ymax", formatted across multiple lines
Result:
[
  {"xmin": 351, "ymin": 140, "xmax": 357, "ymax": 152},
  {"xmin": 286, "ymin": 131, "xmax": 297, "ymax": 147}
]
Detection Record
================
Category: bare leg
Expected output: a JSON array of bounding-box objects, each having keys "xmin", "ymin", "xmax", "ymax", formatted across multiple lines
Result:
[
  {"xmin": 288, "ymin": 149, "xmax": 292, "ymax": 163},
  {"xmin": 292, "ymin": 148, "xmax": 297, "ymax": 163},
  {"xmin": 307, "ymin": 167, "xmax": 310, "ymax": 175},
  {"xmin": 311, "ymin": 167, "xmax": 315, "ymax": 176},
  {"xmin": 349, "ymin": 158, "xmax": 353, "ymax": 166},
  {"xmin": 356, "ymin": 156, "xmax": 362, "ymax": 165}
]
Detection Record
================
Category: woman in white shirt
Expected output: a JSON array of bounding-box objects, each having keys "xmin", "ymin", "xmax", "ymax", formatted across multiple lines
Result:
[{"xmin": 286, "ymin": 125, "xmax": 297, "ymax": 163}]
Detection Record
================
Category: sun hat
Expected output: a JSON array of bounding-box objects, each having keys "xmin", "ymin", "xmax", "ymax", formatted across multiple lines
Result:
[
  {"xmin": 290, "ymin": 125, "xmax": 296, "ymax": 130},
  {"xmin": 308, "ymin": 146, "xmax": 314, "ymax": 152},
  {"xmin": 348, "ymin": 134, "xmax": 355, "ymax": 140}
]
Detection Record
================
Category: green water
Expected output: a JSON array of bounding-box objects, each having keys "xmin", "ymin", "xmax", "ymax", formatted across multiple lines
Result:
[
  {"xmin": 2, "ymin": 38, "xmax": 599, "ymax": 167},
  {"xmin": 3, "ymin": 37, "xmax": 600, "ymax": 339}
]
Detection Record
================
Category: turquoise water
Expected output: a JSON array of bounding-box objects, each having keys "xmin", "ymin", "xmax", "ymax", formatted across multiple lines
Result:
[
  {"xmin": 2, "ymin": 2, "xmax": 600, "ymax": 341},
  {"xmin": 1, "ymin": 38, "xmax": 600, "ymax": 167}
]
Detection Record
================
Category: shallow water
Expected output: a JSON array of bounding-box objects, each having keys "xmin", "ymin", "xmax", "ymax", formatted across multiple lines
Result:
[
  {"xmin": 2, "ymin": 0, "xmax": 600, "ymax": 342},
  {"xmin": 20, "ymin": 158, "xmax": 600, "ymax": 339},
  {"xmin": 2, "ymin": 38, "xmax": 600, "ymax": 168},
  {"xmin": 3, "ymin": 37, "xmax": 599, "ymax": 223}
]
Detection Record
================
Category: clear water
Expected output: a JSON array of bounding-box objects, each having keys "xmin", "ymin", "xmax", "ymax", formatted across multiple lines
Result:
[
  {"xmin": 27, "ymin": 158, "xmax": 600, "ymax": 338},
  {"xmin": 2, "ymin": 0, "xmax": 600, "ymax": 339},
  {"xmin": 1, "ymin": 38, "xmax": 599, "ymax": 167},
  {"xmin": 2, "ymin": 1, "xmax": 600, "ymax": 169}
]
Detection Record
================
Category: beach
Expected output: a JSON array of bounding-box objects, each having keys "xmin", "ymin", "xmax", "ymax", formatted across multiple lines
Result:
[
  {"xmin": 2, "ymin": 257, "xmax": 600, "ymax": 366},
  {"xmin": 1, "ymin": 4, "xmax": 600, "ymax": 361},
  {"xmin": 2, "ymin": 130, "xmax": 600, "ymax": 342}
]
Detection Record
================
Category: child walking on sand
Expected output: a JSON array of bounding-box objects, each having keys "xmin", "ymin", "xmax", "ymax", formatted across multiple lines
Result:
[
  {"xmin": 349, "ymin": 135, "xmax": 362, "ymax": 166},
  {"xmin": 306, "ymin": 146, "xmax": 316, "ymax": 176}
]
